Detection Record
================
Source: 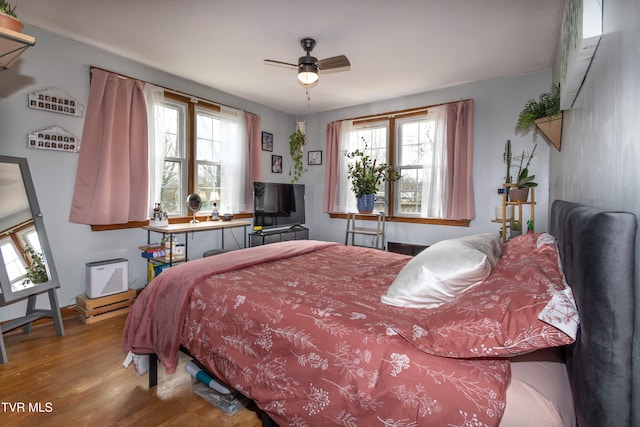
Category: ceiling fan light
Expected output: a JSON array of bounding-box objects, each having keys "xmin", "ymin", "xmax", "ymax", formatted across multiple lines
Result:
[{"xmin": 298, "ymin": 64, "xmax": 319, "ymax": 85}]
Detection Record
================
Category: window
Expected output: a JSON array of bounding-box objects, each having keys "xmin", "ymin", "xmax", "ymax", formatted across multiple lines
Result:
[
  {"xmin": 395, "ymin": 108, "xmax": 446, "ymax": 218},
  {"xmin": 343, "ymin": 122, "xmax": 390, "ymax": 214},
  {"xmin": 152, "ymin": 93, "xmax": 247, "ymax": 217},
  {"xmin": 155, "ymin": 99, "xmax": 187, "ymax": 215},
  {"xmin": 0, "ymin": 224, "xmax": 42, "ymax": 290},
  {"xmin": 334, "ymin": 100, "xmax": 474, "ymax": 222},
  {"xmin": 0, "ymin": 238, "xmax": 27, "ymax": 284}
]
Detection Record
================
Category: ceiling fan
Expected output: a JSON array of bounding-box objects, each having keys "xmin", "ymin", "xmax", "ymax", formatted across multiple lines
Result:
[{"xmin": 264, "ymin": 37, "xmax": 351, "ymax": 86}]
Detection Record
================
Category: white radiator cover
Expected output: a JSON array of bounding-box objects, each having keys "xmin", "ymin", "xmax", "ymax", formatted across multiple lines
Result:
[{"xmin": 85, "ymin": 258, "xmax": 128, "ymax": 298}]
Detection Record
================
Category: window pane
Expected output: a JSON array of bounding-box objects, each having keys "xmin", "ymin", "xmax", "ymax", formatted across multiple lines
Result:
[
  {"xmin": 350, "ymin": 125, "xmax": 390, "ymax": 200},
  {"xmin": 197, "ymin": 163, "xmax": 220, "ymax": 212},
  {"xmin": 1, "ymin": 241, "xmax": 26, "ymax": 282},
  {"xmin": 196, "ymin": 111, "xmax": 221, "ymax": 162},
  {"xmin": 25, "ymin": 230, "xmax": 41, "ymax": 252},
  {"xmin": 156, "ymin": 104, "xmax": 180, "ymax": 158},
  {"xmin": 161, "ymin": 160, "xmax": 182, "ymax": 214},
  {"xmin": 398, "ymin": 168, "xmax": 424, "ymax": 214}
]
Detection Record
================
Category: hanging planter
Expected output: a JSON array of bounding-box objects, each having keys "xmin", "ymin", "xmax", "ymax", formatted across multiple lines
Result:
[{"xmin": 289, "ymin": 121, "xmax": 307, "ymax": 184}]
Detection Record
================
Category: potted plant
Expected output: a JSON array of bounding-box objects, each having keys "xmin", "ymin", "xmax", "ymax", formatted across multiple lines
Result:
[
  {"xmin": 289, "ymin": 125, "xmax": 306, "ymax": 184},
  {"xmin": 510, "ymin": 143, "xmax": 537, "ymax": 202},
  {"xmin": 346, "ymin": 140, "xmax": 400, "ymax": 213},
  {"xmin": 509, "ymin": 220, "xmax": 522, "ymax": 238},
  {"xmin": 0, "ymin": 0, "xmax": 23, "ymax": 33},
  {"xmin": 23, "ymin": 246, "xmax": 48, "ymax": 285},
  {"xmin": 515, "ymin": 83, "xmax": 561, "ymax": 140}
]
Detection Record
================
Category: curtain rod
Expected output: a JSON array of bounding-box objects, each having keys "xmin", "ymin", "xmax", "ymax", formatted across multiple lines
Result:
[
  {"xmin": 89, "ymin": 66, "xmax": 247, "ymax": 113},
  {"xmin": 346, "ymin": 98, "xmax": 472, "ymax": 123}
]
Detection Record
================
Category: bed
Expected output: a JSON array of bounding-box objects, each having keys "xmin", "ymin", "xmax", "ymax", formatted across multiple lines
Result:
[{"xmin": 123, "ymin": 200, "xmax": 637, "ymax": 427}]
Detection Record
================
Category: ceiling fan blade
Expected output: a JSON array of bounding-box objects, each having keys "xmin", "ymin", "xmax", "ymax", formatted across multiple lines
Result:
[
  {"xmin": 264, "ymin": 59, "xmax": 297, "ymax": 70},
  {"xmin": 316, "ymin": 55, "xmax": 350, "ymax": 71}
]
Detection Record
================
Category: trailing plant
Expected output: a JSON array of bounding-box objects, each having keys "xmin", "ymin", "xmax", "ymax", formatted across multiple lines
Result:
[
  {"xmin": 346, "ymin": 139, "xmax": 400, "ymax": 198},
  {"xmin": 0, "ymin": 0, "xmax": 17, "ymax": 18},
  {"xmin": 23, "ymin": 246, "xmax": 47, "ymax": 285},
  {"xmin": 289, "ymin": 128, "xmax": 306, "ymax": 184},
  {"xmin": 515, "ymin": 83, "xmax": 560, "ymax": 140}
]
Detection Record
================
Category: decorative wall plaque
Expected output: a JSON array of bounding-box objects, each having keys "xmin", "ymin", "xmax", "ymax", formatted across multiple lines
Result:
[
  {"xmin": 28, "ymin": 126, "xmax": 80, "ymax": 153},
  {"xmin": 27, "ymin": 87, "xmax": 84, "ymax": 117}
]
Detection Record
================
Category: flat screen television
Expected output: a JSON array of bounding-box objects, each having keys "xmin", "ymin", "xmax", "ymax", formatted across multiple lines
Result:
[{"xmin": 253, "ymin": 182, "xmax": 305, "ymax": 230}]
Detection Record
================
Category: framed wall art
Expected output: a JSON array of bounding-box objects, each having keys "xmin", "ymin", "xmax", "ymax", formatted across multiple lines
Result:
[
  {"xmin": 27, "ymin": 87, "xmax": 84, "ymax": 117},
  {"xmin": 262, "ymin": 131, "xmax": 273, "ymax": 152},
  {"xmin": 308, "ymin": 150, "xmax": 322, "ymax": 165},
  {"xmin": 271, "ymin": 155, "xmax": 282, "ymax": 173},
  {"xmin": 559, "ymin": 0, "xmax": 602, "ymax": 110},
  {"xmin": 28, "ymin": 126, "xmax": 80, "ymax": 153}
]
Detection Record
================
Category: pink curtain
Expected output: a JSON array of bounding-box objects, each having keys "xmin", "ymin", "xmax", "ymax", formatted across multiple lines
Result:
[
  {"xmin": 69, "ymin": 69, "xmax": 148, "ymax": 225},
  {"xmin": 444, "ymin": 99, "xmax": 475, "ymax": 220},
  {"xmin": 323, "ymin": 120, "xmax": 342, "ymax": 212},
  {"xmin": 244, "ymin": 111, "xmax": 262, "ymax": 211}
]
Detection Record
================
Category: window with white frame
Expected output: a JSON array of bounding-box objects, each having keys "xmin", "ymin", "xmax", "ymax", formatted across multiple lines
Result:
[
  {"xmin": 155, "ymin": 99, "xmax": 187, "ymax": 215},
  {"xmin": 340, "ymin": 106, "xmax": 447, "ymax": 218},
  {"xmin": 395, "ymin": 107, "xmax": 446, "ymax": 218},
  {"xmin": 151, "ymin": 93, "xmax": 247, "ymax": 217},
  {"xmin": 0, "ymin": 237, "xmax": 27, "ymax": 284}
]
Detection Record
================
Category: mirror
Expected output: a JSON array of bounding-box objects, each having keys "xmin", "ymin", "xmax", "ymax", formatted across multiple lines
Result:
[
  {"xmin": 186, "ymin": 193, "xmax": 202, "ymax": 224},
  {"xmin": 0, "ymin": 156, "xmax": 64, "ymax": 363},
  {"xmin": 0, "ymin": 156, "xmax": 60, "ymax": 302}
]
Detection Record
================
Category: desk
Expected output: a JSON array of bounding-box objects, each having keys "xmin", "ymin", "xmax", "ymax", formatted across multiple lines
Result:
[{"xmin": 143, "ymin": 220, "xmax": 251, "ymax": 265}]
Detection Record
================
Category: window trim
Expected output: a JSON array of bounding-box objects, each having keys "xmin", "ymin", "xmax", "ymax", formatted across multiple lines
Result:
[{"xmin": 333, "ymin": 100, "xmax": 473, "ymax": 226}]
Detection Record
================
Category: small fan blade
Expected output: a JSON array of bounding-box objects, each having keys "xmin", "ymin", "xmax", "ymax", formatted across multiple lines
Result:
[
  {"xmin": 316, "ymin": 55, "xmax": 350, "ymax": 71},
  {"xmin": 264, "ymin": 59, "xmax": 297, "ymax": 70}
]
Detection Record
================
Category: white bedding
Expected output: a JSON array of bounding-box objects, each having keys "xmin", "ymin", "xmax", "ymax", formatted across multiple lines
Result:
[{"xmin": 500, "ymin": 360, "xmax": 576, "ymax": 427}]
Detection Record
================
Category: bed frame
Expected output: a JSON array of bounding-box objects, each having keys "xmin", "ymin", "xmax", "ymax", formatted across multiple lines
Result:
[
  {"xmin": 549, "ymin": 200, "xmax": 637, "ymax": 427},
  {"xmin": 147, "ymin": 200, "xmax": 638, "ymax": 427}
]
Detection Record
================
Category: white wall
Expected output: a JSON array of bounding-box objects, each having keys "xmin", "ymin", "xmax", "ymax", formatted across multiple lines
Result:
[
  {"xmin": 299, "ymin": 71, "xmax": 554, "ymax": 246},
  {"xmin": 0, "ymin": 26, "xmax": 294, "ymax": 322}
]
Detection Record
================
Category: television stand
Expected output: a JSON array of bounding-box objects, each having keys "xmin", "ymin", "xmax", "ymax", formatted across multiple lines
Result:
[{"xmin": 249, "ymin": 225, "xmax": 309, "ymax": 247}]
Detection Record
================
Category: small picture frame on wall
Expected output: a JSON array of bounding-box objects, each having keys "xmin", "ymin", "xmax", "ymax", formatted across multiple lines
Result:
[
  {"xmin": 271, "ymin": 155, "xmax": 282, "ymax": 173},
  {"xmin": 262, "ymin": 131, "xmax": 273, "ymax": 152},
  {"xmin": 308, "ymin": 150, "xmax": 322, "ymax": 165}
]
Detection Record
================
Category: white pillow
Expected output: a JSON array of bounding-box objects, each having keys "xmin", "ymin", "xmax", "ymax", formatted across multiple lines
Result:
[{"xmin": 381, "ymin": 233, "xmax": 502, "ymax": 308}]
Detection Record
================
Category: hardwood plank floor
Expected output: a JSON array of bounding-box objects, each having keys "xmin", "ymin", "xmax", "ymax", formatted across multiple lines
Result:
[{"xmin": 0, "ymin": 314, "xmax": 263, "ymax": 427}]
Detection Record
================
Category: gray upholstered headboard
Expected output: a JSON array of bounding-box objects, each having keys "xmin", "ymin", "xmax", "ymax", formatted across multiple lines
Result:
[{"xmin": 549, "ymin": 200, "xmax": 637, "ymax": 427}]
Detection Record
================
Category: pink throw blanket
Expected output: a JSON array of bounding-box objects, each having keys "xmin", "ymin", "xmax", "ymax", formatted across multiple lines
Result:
[{"xmin": 122, "ymin": 240, "xmax": 338, "ymax": 373}]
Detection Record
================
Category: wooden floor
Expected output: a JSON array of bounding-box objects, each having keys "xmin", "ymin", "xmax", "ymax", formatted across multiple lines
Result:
[{"xmin": 0, "ymin": 314, "xmax": 263, "ymax": 427}]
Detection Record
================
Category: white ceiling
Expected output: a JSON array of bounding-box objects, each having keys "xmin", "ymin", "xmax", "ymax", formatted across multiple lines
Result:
[{"xmin": 13, "ymin": 0, "xmax": 563, "ymax": 116}]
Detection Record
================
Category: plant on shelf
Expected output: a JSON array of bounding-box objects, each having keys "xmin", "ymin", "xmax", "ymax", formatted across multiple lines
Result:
[
  {"xmin": 289, "ymin": 128, "xmax": 306, "ymax": 184},
  {"xmin": 514, "ymin": 143, "xmax": 538, "ymax": 189},
  {"xmin": 346, "ymin": 138, "xmax": 400, "ymax": 213},
  {"xmin": 23, "ymin": 246, "xmax": 48, "ymax": 285},
  {"xmin": 0, "ymin": 0, "xmax": 23, "ymax": 32},
  {"xmin": 503, "ymin": 139, "xmax": 513, "ymax": 184},
  {"xmin": 0, "ymin": 0, "xmax": 17, "ymax": 17},
  {"xmin": 515, "ymin": 83, "xmax": 560, "ymax": 140},
  {"xmin": 510, "ymin": 143, "xmax": 538, "ymax": 202},
  {"xmin": 510, "ymin": 220, "xmax": 522, "ymax": 238}
]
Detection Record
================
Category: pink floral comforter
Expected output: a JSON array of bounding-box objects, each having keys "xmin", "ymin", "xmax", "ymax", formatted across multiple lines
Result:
[{"xmin": 173, "ymin": 241, "xmax": 510, "ymax": 426}]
